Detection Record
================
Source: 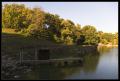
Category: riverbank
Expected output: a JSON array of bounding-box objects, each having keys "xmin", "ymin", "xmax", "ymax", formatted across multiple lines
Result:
[
  {"xmin": 0, "ymin": 28, "xmax": 104, "ymax": 79},
  {"xmin": 2, "ymin": 32, "xmax": 99, "ymax": 80}
]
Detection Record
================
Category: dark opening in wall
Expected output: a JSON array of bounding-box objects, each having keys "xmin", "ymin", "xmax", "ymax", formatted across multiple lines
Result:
[{"xmin": 37, "ymin": 49, "xmax": 50, "ymax": 60}]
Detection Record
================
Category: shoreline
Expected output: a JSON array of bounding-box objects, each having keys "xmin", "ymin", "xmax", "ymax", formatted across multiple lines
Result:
[{"xmin": 98, "ymin": 44, "xmax": 118, "ymax": 47}]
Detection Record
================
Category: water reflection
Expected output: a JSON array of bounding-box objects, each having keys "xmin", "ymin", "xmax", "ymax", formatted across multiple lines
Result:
[
  {"xmin": 66, "ymin": 47, "xmax": 118, "ymax": 79},
  {"xmin": 97, "ymin": 46, "xmax": 113, "ymax": 53},
  {"xmin": 20, "ymin": 46, "xmax": 118, "ymax": 80},
  {"xmin": 82, "ymin": 53, "xmax": 100, "ymax": 73}
]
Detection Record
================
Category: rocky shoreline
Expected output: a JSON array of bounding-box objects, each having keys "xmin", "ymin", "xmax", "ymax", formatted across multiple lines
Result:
[{"xmin": 1, "ymin": 54, "xmax": 33, "ymax": 80}]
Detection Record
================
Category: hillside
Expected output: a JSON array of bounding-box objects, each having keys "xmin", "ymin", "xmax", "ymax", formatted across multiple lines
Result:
[{"xmin": 2, "ymin": 28, "xmax": 58, "ymax": 49}]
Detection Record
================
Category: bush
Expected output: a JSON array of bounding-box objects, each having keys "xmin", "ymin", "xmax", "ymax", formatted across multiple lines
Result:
[
  {"xmin": 76, "ymin": 35, "xmax": 85, "ymax": 45},
  {"xmin": 26, "ymin": 24, "xmax": 39, "ymax": 36},
  {"xmin": 14, "ymin": 29, "xmax": 21, "ymax": 32},
  {"xmin": 64, "ymin": 36, "xmax": 73, "ymax": 45}
]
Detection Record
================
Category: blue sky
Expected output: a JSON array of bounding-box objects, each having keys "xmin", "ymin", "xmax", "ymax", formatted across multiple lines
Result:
[{"xmin": 2, "ymin": 2, "xmax": 118, "ymax": 33}]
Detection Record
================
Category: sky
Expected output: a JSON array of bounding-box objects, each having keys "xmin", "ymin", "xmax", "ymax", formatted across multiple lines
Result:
[{"xmin": 2, "ymin": 2, "xmax": 118, "ymax": 33}]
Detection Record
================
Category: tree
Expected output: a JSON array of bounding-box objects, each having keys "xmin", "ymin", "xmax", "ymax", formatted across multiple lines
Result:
[
  {"xmin": 4, "ymin": 3, "xmax": 117, "ymax": 46},
  {"xmin": 98, "ymin": 31, "xmax": 103, "ymax": 43},
  {"xmin": 98, "ymin": 32, "xmax": 114, "ymax": 45},
  {"xmin": 102, "ymin": 33, "xmax": 114, "ymax": 42},
  {"xmin": 72, "ymin": 24, "xmax": 81, "ymax": 43},
  {"xmin": 60, "ymin": 19, "xmax": 75, "ymax": 44},
  {"xmin": 26, "ymin": 7, "xmax": 46, "ymax": 39},
  {"xmin": 76, "ymin": 35, "xmax": 85, "ymax": 45},
  {"xmin": 111, "ymin": 32, "xmax": 118, "ymax": 45},
  {"xmin": 31, "ymin": 8, "xmax": 45, "ymax": 29},
  {"xmin": 44, "ymin": 13, "xmax": 62, "ymax": 41},
  {"xmin": 81, "ymin": 25, "xmax": 100, "ymax": 45},
  {"xmin": 2, "ymin": 4, "xmax": 32, "ymax": 29}
]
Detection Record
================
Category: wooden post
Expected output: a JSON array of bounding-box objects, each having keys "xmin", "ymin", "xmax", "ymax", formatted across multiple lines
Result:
[
  {"xmin": 35, "ymin": 48, "xmax": 38, "ymax": 61},
  {"xmin": 20, "ymin": 48, "xmax": 23, "ymax": 63}
]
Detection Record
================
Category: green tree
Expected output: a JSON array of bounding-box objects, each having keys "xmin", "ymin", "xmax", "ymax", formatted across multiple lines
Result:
[
  {"xmin": 44, "ymin": 13, "xmax": 62, "ymax": 41},
  {"xmin": 60, "ymin": 19, "xmax": 75, "ymax": 44},
  {"xmin": 81, "ymin": 25, "xmax": 100, "ymax": 45},
  {"xmin": 113, "ymin": 32, "xmax": 118, "ymax": 45},
  {"xmin": 72, "ymin": 24, "xmax": 81, "ymax": 43},
  {"xmin": 76, "ymin": 35, "xmax": 85, "ymax": 45},
  {"xmin": 102, "ymin": 33, "xmax": 114, "ymax": 43}
]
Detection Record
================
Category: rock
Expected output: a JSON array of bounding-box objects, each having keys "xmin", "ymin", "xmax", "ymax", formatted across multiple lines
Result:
[
  {"xmin": 26, "ymin": 69, "xmax": 32, "ymax": 72},
  {"xmin": 14, "ymin": 75, "xmax": 20, "ymax": 78},
  {"xmin": 5, "ymin": 72, "xmax": 10, "ymax": 76}
]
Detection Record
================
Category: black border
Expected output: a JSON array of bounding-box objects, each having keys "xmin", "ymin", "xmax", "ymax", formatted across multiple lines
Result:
[
  {"xmin": 1, "ymin": 0, "xmax": 119, "ymax": 2},
  {"xmin": 1, "ymin": 0, "xmax": 119, "ymax": 80}
]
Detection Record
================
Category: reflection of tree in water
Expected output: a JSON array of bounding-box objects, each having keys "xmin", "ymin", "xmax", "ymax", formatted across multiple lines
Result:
[
  {"xmin": 82, "ymin": 52, "xmax": 100, "ymax": 73},
  {"xmin": 49, "ymin": 65, "xmax": 82, "ymax": 80},
  {"xmin": 49, "ymin": 51, "xmax": 100, "ymax": 79},
  {"xmin": 21, "ymin": 64, "xmax": 83, "ymax": 80},
  {"xmin": 97, "ymin": 46, "xmax": 113, "ymax": 54}
]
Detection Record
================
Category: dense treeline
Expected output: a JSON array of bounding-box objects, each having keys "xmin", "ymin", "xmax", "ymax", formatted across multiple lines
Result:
[{"xmin": 2, "ymin": 4, "xmax": 118, "ymax": 45}]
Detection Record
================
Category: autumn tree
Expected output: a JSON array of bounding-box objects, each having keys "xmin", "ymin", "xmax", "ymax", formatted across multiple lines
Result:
[
  {"xmin": 2, "ymin": 4, "xmax": 32, "ymax": 30},
  {"xmin": 26, "ymin": 7, "xmax": 45, "ymax": 39}
]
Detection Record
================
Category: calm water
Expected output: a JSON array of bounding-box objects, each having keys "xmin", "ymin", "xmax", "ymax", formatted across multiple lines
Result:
[{"xmin": 21, "ymin": 47, "xmax": 118, "ymax": 80}]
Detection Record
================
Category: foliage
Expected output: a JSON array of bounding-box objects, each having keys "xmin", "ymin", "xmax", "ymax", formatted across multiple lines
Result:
[
  {"xmin": 2, "ymin": 4, "xmax": 32, "ymax": 29},
  {"xmin": 2, "ymin": 3, "xmax": 118, "ymax": 45},
  {"xmin": 31, "ymin": 8, "xmax": 45, "ymax": 29},
  {"xmin": 76, "ymin": 35, "xmax": 85, "ymax": 45},
  {"xmin": 44, "ymin": 13, "xmax": 62, "ymax": 41},
  {"xmin": 72, "ymin": 24, "xmax": 81, "ymax": 43},
  {"xmin": 114, "ymin": 33, "xmax": 118, "ymax": 45},
  {"xmin": 81, "ymin": 25, "xmax": 100, "ymax": 45},
  {"xmin": 60, "ymin": 20, "xmax": 75, "ymax": 44},
  {"xmin": 98, "ymin": 31, "xmax": 117, "ymax": 45}
]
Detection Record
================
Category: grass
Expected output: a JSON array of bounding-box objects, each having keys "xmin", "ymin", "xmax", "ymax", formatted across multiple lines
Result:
[{"xmin": 2, "ymin": 28, "xmax": 19, "ymax": 34}]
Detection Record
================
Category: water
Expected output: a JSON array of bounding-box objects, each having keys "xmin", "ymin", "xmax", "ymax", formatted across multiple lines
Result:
[
  {"xmin": 20, "ymin": 46, "xmax": 118, "ymax": 80},
  {"xmin": 65, "ymin": 47, "xmax": 118, "ymax": 79}
]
